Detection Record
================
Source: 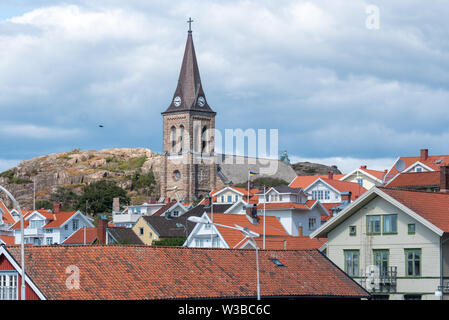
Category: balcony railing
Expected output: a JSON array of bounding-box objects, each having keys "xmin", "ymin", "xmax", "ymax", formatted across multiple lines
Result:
[
  {"xmin": 23, "ymin": 228, "xmax": 44, "ymax": 237},
  {"xmin": 361, "ymin": 266, "xmax": 397, "ymax": 293}
]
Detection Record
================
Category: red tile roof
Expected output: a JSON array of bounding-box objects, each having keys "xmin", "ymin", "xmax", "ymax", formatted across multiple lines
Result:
[
  {"xmin": 359, "ymin": 168, "xmax": 386, "ymax": 180},
  {"xmin": 386, "ymin": 171, "xmax": 440, "ymax": 188},
  {"xmin": 62, "ymin": 227, "xmax": 97, "ymax": 245},
  {"xmin": 209, "ymin": 213, "xmax": 288, "ymax": 248},
  {"xmin": 388, "ymin": 154, "xmax": 449, "ymax": 177},
  {"xmin": 256, "ymin": 202, "xmax": 312, "ymax": 210},
  {"xmin": 252, "ymin": 236, "xmax": 327, "ymax": 250},
  {"xmin": 380, "ymin": 187, "xmax": 449, "ymax": 232},
  {"xmin": 10, "ymin": 211, "xmax": 78, "ymax": 229},
  {"xmin": 0, "ymin": 201, "xmax": 15, "ymax": 224},
  {"xmin": 289, "ymin": 175, "xmax": 345, "ymax": 189},
  {"xmin": 319, "ymin": 178, "xmax": 367, "ymax": 199},
  {"xmin": 0, "ymin": 235, "xmax": 15, "ymax": 245},
  {"xmin": 5, "ymin": 245, "xmax": 370, "ymax": 299}
]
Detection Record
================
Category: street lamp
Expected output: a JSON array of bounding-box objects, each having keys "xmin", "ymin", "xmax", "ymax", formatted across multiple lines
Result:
[
  {"xmin": 187, "ymin": 216, "xmax": 261, "ymax": 300},
  {"xmin": 0, "ymin": 185, "xmax": 26, "ymax": 300}
]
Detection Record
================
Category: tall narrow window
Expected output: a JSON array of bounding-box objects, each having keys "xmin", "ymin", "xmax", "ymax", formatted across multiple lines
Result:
[
  {"xmin": 367, "ymin": 215, "xmax": 381, "ymax": 234},
  {"xmin": 179, "ymin": 125, "xmax": 184, "ymax": 153},
  {"xmin": 373, "ymin": 249, "xmax": 389, "ymax": 276},
  {"xmin": 383, "ymin": 215, "xmax": 397, "ymax": 234},
  {"xmin": 344, "ymin": 250, "xmax": 360, "ymax": 277},
  {"xmin": 405, "ymin": 249, "xmax": 421, "ymax": 277},
  {"xmin": 201, "ymin": 126, "xmax": 207, "ymax": 153},
  {"xmin": 170, "ymin": 126, "xmax": 176, "ymax": 153},
  {"xmin": 309, "ymin": 217, "xmax": 317, "ymax": 230},
  {"xmin": 0, "ymin": 273, "xmax": 18, "ymax": 300}
]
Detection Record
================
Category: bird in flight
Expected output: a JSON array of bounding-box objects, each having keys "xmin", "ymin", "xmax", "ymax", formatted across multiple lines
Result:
[{"xmin": 99, "ymin": 125, "xmax": 104, "ymax": 128}]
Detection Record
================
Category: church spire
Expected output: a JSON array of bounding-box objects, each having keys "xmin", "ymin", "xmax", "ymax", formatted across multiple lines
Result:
[{"xmin": 162, "ymin": 21, "xmax": 215, "ymax": 115}]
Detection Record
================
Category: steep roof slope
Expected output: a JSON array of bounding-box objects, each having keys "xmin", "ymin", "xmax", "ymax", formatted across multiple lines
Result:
[{"xmin": 6, "ymin": 245, "xmax": 370, "ymax": 300}]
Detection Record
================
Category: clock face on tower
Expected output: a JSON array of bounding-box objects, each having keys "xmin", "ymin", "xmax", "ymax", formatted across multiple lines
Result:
[
  {"xmin": 197, "ymin": 96, "xmax": 205, "ymax": 107},
  {"xmin": 173, "ymin": 96, "xmax": 181, "ymax": 107}
]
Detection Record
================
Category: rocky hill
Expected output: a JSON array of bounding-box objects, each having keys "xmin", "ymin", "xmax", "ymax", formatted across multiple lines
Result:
[
  {"xmin": 291, "ymin": 162, "xmax": 341, "ymax": 176},
  {"xmin": 0, "ymin": 148, "xmax": 166, "ymax": 210},
  {"xmin": 0, "ymin": 148, "xmax": 342, "ymax": 210}
]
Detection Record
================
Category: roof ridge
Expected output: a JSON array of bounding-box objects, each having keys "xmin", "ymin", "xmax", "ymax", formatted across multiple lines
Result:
[{"xmin": 379, "ymin": 186, "xmax": 448, "ymax": 195}]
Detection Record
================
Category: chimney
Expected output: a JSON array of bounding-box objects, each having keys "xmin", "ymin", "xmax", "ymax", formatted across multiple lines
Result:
[
  {"xmin": 328, "ymin": 172, "xmax": 334, "ymax": 180},
  {"xmin": 420, "ymin": 149, "xmax": 429, "ymax": 161},
  {"xmin": 341, "ymin": 192, "xmax": 352, "ymax": 203},
  {"xmin": 165, "ymin": 197, "xmax": 171, "ymax": 204},
  {"xmin": 112, "ymin": 197, "xmax": 120, "ymax": 213},
  {"xmin": 360, "ymin": 165, "xmax": 367, "ymax": 170},
  {"xmin": 53, "ymin": 203, "xmax": 62, "ymax": 213},
  {"xmin": 245, "ymin": 204, "xmax": 258, "ymax": 224},
  {"xmin": 440, "ymin": 166, "xmax": 449, "ymax": 193},
  {"xmin": 97, "ymin": 214, "xmax": 108, "ymax": 245},
  {"xmin": 298, "ymin": 225, "xmax": 303, "ymax": 236}
]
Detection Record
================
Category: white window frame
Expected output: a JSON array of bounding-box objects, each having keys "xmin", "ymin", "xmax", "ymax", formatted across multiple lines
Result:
[{"xmin": 0, "ymin": 272, "xmax": 18, "ymax": 300}]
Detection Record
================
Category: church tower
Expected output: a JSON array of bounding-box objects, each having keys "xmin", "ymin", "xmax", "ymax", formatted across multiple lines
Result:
[{"xmin": 161, "ymin": 20, "xmax": 217, "ymax": 202}]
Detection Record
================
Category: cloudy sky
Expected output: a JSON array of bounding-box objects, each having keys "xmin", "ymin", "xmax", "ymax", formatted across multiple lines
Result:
[{"xmin": 0, "ymin": 0, "xmax": 448, "ymax": 173}]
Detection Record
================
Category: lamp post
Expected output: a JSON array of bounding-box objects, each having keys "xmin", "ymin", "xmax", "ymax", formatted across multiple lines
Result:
[
  {"xmin": 187, "ymin": 216, "xmax": 261, "ymax": 300},
  {"xmin": 0, "ymin": 185, "xmax": 26, "ymax": 300}
]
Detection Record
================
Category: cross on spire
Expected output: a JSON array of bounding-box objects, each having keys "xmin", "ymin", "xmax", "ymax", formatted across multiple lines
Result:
[{"xmin": 187, "ymin": 17, "xmax": 193, "ymax": 33}]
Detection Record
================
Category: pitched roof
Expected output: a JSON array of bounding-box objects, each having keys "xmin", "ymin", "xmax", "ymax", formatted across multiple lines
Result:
[
  {"xmin": 360, "ymin": 168, "xmax": 387, "ymax": 180},
  {"xmin": 106, "ymin": 227, "xmax": 144, "ymax": 245},
  {"xmin": 5, "ymin": 245, "xmax": 370, "ymax": 299},
  {"xmin": 62, "ymin": 227, "xmax": 97, "ymax": 245},
  {"xmin": 141, "ymin": 205, "xmax": 218, "ymax": 238},
  {"xmin": 62, "ymin": 227, "xmax": 144, "ymax": 245},
  {"xmin": 151, "ymin": 201, "xmax": 177, "ymax": 216},
  {"xmin": 9, "ymin": 210, "xmax": 78, "ymax": 229},
  {"xmin": 270, "ymin": 185, "xmax": 303, "ymax": 194},
  {"xmin": 0, "ymin": 201, "xmax": 15, "ymax": 224},
  {"xmin": 0, "ymin": 235, "xmax": 15, "ymax": 245},
  {"xmin": 387, "ymin": 153, "xmax": 449, "ymax": 177},
  {"xmin": 162, "ymin": 31, "xmax": 215, "ymax": 115},
  {"xmin": 256, "ymin": 202, "xmax": 313, "ymax": 210},
  {"xmin": 314, "ymin": 178, "xmax": 367, "ymax": 199},
  {"xmin": 386, "ymin": 171, "xmax": 440, "ymax": 188},
  {"xmin": 289, "ymin": 174, "xmax": 345, "ymax": 189},
  {"xmin": 209, "ymin": 213, "xmax": 288, "ymax": 248},
  {"xmin": 252, "ymin": 236, "xmax": 327, "ymax": 250},
  {"xmin": 380, "ymin": 187, "xmax": 449, "ymax": 232}
]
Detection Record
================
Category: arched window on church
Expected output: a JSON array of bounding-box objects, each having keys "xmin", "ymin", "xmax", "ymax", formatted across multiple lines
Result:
[
  {"xmin": 179, "ymin": 125, "xmax": 185, "ymax": 154},
  {"xmin": 201, "ymin": 126, "xmax": 207, "ymax": 153},
  {"xmin": 170, "ymin": 126, "xmax": 176, "ymax": 153}
]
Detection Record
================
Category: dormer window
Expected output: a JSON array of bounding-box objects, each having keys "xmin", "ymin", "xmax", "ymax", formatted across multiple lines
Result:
[{"xmin": 30, "ymin": 220, "xmax": 44, "ymax": 229}]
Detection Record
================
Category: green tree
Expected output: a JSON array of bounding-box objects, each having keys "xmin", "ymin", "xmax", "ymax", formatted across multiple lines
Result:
[
  {"xmin": 152, "ymin": 238, "xmax": 186, "ymax": 247},
  {"xmin": 50, "ymin": 187, "xmax": 79, "ymax": 211},
  {"xmin": 234, "ymin": 177, "xmax": 289, "ymax": 188},
  {"xmin": 35, "ymin": 200, "xmax": 53, "ymax": 210},
  {"xmin": 131, "ymin": 170, "xmax": 156, "ymax": 194},
  {"xmin": 76, "ymin": 180, "xmax": 130, "ymax": 215}
]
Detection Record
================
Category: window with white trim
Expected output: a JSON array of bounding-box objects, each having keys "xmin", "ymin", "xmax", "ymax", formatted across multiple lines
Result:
[
  {"xmin": 72, "ymin": 219, "xmax": 79, "ymax": 231},
  {"xmin": 0, "ymin": 273, "xmax": 18, "ymax": 300}
]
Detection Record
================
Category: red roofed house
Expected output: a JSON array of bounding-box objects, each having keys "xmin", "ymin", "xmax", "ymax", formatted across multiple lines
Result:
[
  {"xmin": 0, "ymin": 202, "xmax": 16, "ymax": 242},
  {"xmin": 385, "ymin": 148, "xmax": 449, "ymax": 183},
  {"xmin": 311, "ymin": 167, "xmax": 449, "ymax": 300},
  {"xmin": 0, "ymin": 245, "xmax": 370, "ymax": 300},
  {"xmin": 386, "ymin": 170, "xmax": 441, "ymax": 192},
  {"xmin": 184, "ymin": 212, "xmax": 290, "ymax": 248},
  {"xmin": 9, "ymin": 204, "xmax": 94, "ymax": 245},
  {"xmin": 339, "ymin": 165, "xmax": 387, "ymax": 190}
]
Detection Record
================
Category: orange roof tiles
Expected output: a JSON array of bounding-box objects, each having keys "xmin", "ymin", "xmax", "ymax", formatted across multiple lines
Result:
[
  {"xmin": 256, "ymin": 202, "xmax": 312, "ymax": 210},
  {"xmin": 360, "ymin": 168, "xmax": 387, "ymax": 180},
  {"xmin": 319, "ymin": 178, "xmax": 367, "ymax": 199},
  {"xmin": 10, "ymin": 210, "xmax": 78, "ymax": 229},
  {"xmin": 380, "ymin": 187, "xmax": 449, "ymax": 232},
  {"xmin": 0, "ymin": 201, "xmax": 15, "ymax": 224},
  {"xmin": 209, "ymin": 213, "xmax": 288, "ymax": 248},
  {"xmin": 388, "ymin": 154, "xmax": 449, "ymax": 177},
  {"xmin": 5, "ymin": 245, "xmax": 370, "ymax": 300},
  {"xmin": 62, "ymin": 227, "xmax": 97, "ymax": 245},
  {"xmin": 289, "ymin": 174, "xmax": 345, "ymax": 189},
  {"xmin": 387, "ymin": 171, "xmax": 440, "ymax": 188},
  {"xmin": 252, "ymin": 236, "xmax": 327, "ymax": 250},
  {"xmin": 0, "ymin": 235, "xmax": 15, "ymax": 245}
]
